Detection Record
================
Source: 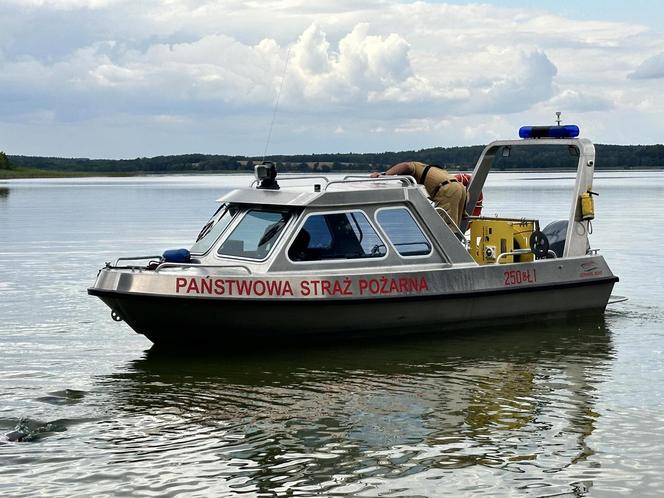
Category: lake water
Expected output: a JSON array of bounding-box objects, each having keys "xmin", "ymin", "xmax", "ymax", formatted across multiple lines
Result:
[{"xmin": 1, "ymin": 172, "xmax": 663, "ymax": 497}]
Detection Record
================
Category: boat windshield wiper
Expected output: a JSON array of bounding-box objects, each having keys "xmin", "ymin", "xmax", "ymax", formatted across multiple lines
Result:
[
  {"xmin": 195, "ymin": 206, "xmax": 225, "ymax": 242},
  {"xmin": 195, "ymin": 220, "xmax": 215, "ymax": 242},
  {"xmin": 258, "ymin": 219, "xmax": 286, "ymax": 247}
]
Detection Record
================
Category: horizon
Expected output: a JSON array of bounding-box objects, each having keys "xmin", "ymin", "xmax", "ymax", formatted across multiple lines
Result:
[
  {"xmin": 2, "ymin": 1, "xmax": 664, "ymax": 159},
  {"xmin": 7, "ymin": 141, "xmax": 662, "ymax": 163}
]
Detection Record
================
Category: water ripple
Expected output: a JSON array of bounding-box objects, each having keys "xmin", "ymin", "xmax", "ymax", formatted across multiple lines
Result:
[
  {"xmin": 3, "ymin": 175, "xmax": 664, "ymax": 496},
  {"xmin": 9, "ymin": 321, "xmax": 607, "ymax": 496}
]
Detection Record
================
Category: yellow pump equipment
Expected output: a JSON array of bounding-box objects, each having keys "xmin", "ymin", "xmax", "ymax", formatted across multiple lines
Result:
[{"xmin": 469, "ymin": 218, "xmax": 539, "ymax": 265}]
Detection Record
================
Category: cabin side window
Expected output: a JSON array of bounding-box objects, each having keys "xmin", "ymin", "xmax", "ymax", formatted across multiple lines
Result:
[
  {"xmin": 217, "ymin": 209, "xmax": 290, "ymax": 260},
  {"xmin": 190, "ymin": 204, "xmax": 238, "ymax": 255},
  {"xmin": 288, "ymin": 211, "xmax": 387, "ymax": 262},
  {"xmin": 376, "ymin": 207, "xmax": 432, "ymax": 257}
]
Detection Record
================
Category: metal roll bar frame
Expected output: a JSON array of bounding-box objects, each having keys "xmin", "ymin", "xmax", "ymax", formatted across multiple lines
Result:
[{"xmin": 496, "ymin": 248, "xmax": 557, "ymax": 264}]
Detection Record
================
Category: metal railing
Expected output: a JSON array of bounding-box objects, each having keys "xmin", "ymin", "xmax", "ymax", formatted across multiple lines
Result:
[
  {"xmin": 326, "ymin": 175, "xmax": 417, "ymax": 191},
  {"xmin": 342, "ymin": 174, "xmax": 416, "ymax": 183},
  {"xmin": 249, "ymin": 173, "xmax": 417, "ymax": 191},
  {"xmin": 250, "ymin": 175, "xmax": 331, "ymax": 188},
  {"xmin": 154, "ymin": 262, "xmax": 253, "ymax": 274},
  {"xmin": 496, "ymin": 249, "xmax": 557, "ymax": 264},
  {"xmin": 113, "ymin": 255, "xmax": 162, "ymax": 267},
  {"xmin": 109, "ymin": 256, "xmax": 253, "ymax": 274}
]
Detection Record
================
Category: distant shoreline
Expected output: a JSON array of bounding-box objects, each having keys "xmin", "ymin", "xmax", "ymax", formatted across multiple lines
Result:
[
  {"xmin": 0, "ymin": 167, "xmax": 135, "ymax": 180},
  {"xmin": 6, "ymin": 142, "xmax": 664, "ymax": 176},
  {"xmin": 2, "ymin": 166, "xmax": 663, "ymax": 180}
]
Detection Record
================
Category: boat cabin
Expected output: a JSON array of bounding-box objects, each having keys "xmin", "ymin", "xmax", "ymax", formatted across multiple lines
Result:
[{"xmin": 187, "ymin": 176, "xmax": 474, "ymax": 275}]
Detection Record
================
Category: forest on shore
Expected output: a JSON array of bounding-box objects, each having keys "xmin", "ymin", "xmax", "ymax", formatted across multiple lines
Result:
[{"xmin": 4, "ymin": 143, "xmax": 664, "ymax": 175}]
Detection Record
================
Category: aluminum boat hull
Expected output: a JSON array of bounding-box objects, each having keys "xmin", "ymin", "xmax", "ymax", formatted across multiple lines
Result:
[{"xmin": 89, "ymin": 264, "xmax": 617, "ymax": 346}]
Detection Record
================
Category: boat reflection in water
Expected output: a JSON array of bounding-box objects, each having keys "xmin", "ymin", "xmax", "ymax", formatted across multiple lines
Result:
[{"xmin": 97, "ymin": 317, "xmax": 614, "ymax": 496}]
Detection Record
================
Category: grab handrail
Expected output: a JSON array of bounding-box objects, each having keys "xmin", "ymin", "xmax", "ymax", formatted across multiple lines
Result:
[
  {"xmin": 250, "ymin": 175, "xmax": 331, "ymax": 188},
  {"xmin": 325, "ymin": 175, "xmax": 416, "ymax": 191},
  {"xmin": 496, "ymin": 249, "xmax": 557, "ymax": 264},
  {"xmin": 114, "ymin": 255, "xmax": 162, "ymax": 266},
  {"xmin": 109, "ymin": 257, "xmax": 253, "ymax": 274},
  {"xmin": 154, "ymin": 263, "xmax": 253, "ymax": 274},
  {"xmin": 248, "ymin": 174, "xmax": 417, "ymax": 190}
]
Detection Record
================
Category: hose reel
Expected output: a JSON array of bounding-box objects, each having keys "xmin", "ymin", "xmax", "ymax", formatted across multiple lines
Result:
[{"xmin": 529, "ymin": 230, "xmax": 550, "ymax": 259}]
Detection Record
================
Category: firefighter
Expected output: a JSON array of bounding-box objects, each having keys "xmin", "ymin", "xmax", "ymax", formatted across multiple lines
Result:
[{"xmin": 371, "ymin": 161, "xmax": 467, "ymax": 228}]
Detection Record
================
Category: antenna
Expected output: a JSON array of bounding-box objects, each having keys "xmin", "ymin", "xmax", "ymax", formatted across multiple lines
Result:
[
  {"xmin": 262, "ymin": 46, "xmax": 292, "ymax": 162},
  {"xmin": 555, "ymin": 111, "xmax": 562, "ymax": 126}
]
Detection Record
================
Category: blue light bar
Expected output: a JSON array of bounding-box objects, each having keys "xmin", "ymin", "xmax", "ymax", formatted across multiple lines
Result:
[{"xmin": 519, "ymin": 125, "xmax": 580, "ymax": 139}]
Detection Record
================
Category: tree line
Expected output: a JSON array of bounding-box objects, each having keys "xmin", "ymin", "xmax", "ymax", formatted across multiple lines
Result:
[
  {"xmin": 0, "ymin": 151, "xmax": 12, "ymax": 170},
  {"xmin": 6, "ymin": 143, "xmax": 664, "ymax": 173}
]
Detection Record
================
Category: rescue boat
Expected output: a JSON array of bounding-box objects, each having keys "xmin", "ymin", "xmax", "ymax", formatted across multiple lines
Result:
[{"xmin": 89, "ymin": 125, "xmax": 619, "ymax": 346}]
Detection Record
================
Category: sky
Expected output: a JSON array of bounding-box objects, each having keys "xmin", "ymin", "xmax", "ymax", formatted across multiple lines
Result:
[{"xmin": 1, "ymin": 1, "xmax": 663, "ymax": 159}]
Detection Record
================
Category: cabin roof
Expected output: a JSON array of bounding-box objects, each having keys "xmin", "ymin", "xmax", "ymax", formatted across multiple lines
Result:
[{"xmin": 216, "ymin": 177, "xmax": 426, "ymax": 208}]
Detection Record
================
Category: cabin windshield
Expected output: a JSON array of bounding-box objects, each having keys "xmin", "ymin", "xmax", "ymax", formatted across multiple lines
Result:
[
  {"xmin": 190, "ymin": 204, "xmax": 238, "ymax": 255},
  {"xmin": 217, "ymin": 208, "xmax": 291, "ymax": 260}
]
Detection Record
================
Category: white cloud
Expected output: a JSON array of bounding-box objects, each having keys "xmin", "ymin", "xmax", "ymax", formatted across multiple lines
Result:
[
  {"xmin": 629, "ymin": 52, "xmax": 664, "ymax": 79},
  {"xmin": 0, "ymin": 0, "xmax": 663, "ymax": 157},
  {"xmin": 282, "ymin": 23, "xmax": 418, "ymax": 108},
  {"xmin": 4, "ymin": 0, "xmax": 121, "ymax": 8},
  {"xmin": 394, "ymin": 118, "xmax": 450, "ymax": 134},
  {"xmin": 549, "ymin": 89, "xmax": 613, "ymax": 112},
  {"xmin": 292, "ymin": 24, "xmax": 332, "ymax": 76}
]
